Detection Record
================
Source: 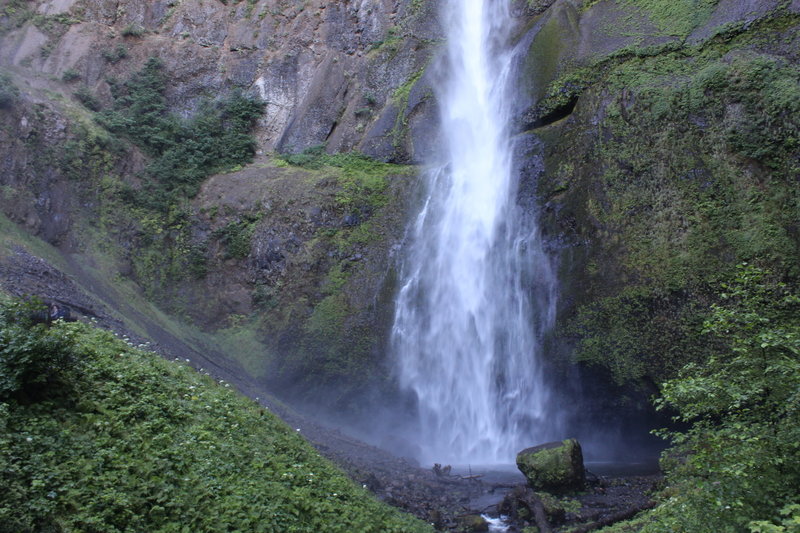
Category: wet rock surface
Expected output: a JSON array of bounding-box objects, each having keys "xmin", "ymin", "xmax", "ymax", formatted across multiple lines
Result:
[{"xmin": 517, "ymin": 439, "xmax": 586, "ymax": 493}]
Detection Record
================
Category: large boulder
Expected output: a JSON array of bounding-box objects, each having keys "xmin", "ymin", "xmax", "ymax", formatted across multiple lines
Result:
[
  {"xmin": 516, "ymin": 439, "xmax": 586, "ymax": 493},
  {"xmin": 456, "ymin": 514, "xmax": 489, "ymax": 532}
]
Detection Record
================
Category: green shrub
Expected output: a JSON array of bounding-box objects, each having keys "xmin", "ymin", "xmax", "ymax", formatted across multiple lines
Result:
[
  {"xmin": 0, "ymin": 298, "xmax": 76, "ymax": 399},
  {"xmin": 73, "ymin": 85, "xmax": 100, "ymax": 111},
  {"xmin": 97, "ymin": 57, "xmax": 264, "ymax": 206},
  {"xmin": 214, "ymin": 216, "xmax": 260, "ymax": 259},
  {"xmin": 61, "ymin": 68, "xmax": 80, "ymax": 82},
  {"xmin": 644, "ymin": 265, "xmax": 800, "ymax": 531},
  {"xmin": 0, "ymin": 71, "xmax": 19, "ymax": 108},
  {"xmin": 101, "ymin": 44, "xmax": 128, "ymax": 63},
  {"xmin": 120, "ymin": 24, "xmax": 145, "ymax": 37},
  {"xmin": 281, "ymin": 144, "xmax": 328, "ymax": 168}
]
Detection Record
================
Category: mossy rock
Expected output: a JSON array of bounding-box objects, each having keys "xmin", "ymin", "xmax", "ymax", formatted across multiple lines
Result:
[
  {"xmin": 456, "ymin": 514, "xmax": 489, "ymax": 532},
  {"xmin": 516, "ymin": 439, "xmax": 586, "ymax": 493}
]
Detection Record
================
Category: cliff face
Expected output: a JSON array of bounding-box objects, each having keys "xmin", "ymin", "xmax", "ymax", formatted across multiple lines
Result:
[
  {"xmin": 0, "ymin": 0, "xmax": 451, "ymax": 412},
  {"xmin": 513, "ymin": 0, "xmax": 800, "ymax": 411},
  {"xmin": 1, "ymin": 0, "xmax": 441, "ymax": 160},
  {"xmin": 1, "ymin": 0, "xmax": 798, "ymax": 422}
]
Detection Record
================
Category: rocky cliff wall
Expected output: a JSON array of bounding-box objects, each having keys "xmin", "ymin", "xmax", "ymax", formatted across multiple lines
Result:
[
  {"xmin": 511, "ymin": 0, "xmax": 800, "ymax": 416},
  {"xmin": 1, "ymin": 0, "xmax": 446, "ymax": 161},
  {"xmin": 1, "ymin": 0, "xmax": 799, "ymax": 424},
  {"xmin": 0, "ymin": 0, "xmax": 450, "ymax": 413}
]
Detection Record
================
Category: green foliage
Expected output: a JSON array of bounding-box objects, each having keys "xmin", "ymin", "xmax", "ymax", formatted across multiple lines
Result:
[
  {"xmin": 641, "ymin": 265, "xmax": 800, "ymax": 532},
  {"xmin": 0, "ymin": 0, "xmax": 34, "ymax": 35},
  {"xmin": 370, "ymin": 25, "xmax": 403, "ymax": 54},
  {"xmin": 0, "ymin": 71, "xmax": 19, "ymax": 108},
  {"xmin": 0, "ymin": 301, "xmax": 432, "ymax": 532},
  {"xmin": 60, "ymin": 127, "xmax": 120, "ymax": 181},
  {"xmin": 0, "ymin": 298, "xmax": 76, "ymax": 399},
  {"xmin": 121, "ymin": 24, "xmax": 145, "ymax": 37},
  {"xmin": 61, "ymin": 68, "xmax": 80, "ymax": 82},
  {"xmin": 750, "ymin": 504, "xmax": 800, "ymax": 533},
  {"xmin": 99, "ymin": 57, "xmax": 172, "ymax": 155},
  {"xmin": 31, "ymin": 12, "xmax": 80, "ymax": 36},
  {"xmin": 213, "ymin": 214, "xmax": 261, "ymax": 259},
  {"xmin": 101, "ymin": 44, "xmax": 128, "ymax": 63},
  {"xmin": 279, "ymin": 147, "xmax": 395, "ymax": 211},
  {"xmin": 98, "ymin": 57, "xmax": 265, "ymax": 206},
  {"xmin": 73, "ymin": 85, "xmax": 100, "ymax": 111},
  {"xmin": 618, "ymin": 0, "xmax": 719, "ymax": 37},
  {"xmin": 280, "ymin": 144, "xmax": 328, "ymax": 168}
]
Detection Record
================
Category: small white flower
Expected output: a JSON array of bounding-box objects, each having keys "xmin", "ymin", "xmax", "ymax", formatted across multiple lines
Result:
[{"xmin": 25, "ymin": 437, "xmax": 32, "ymax": 442}]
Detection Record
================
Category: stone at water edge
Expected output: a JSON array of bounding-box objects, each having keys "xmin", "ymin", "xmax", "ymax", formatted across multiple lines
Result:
[
  {"xmin": 516, "ymin": 439, "xmax": 586, "ymax": 493},
  {"xmin": 456, "ymin": 514, "xmax": 489, "ymax": 532}
]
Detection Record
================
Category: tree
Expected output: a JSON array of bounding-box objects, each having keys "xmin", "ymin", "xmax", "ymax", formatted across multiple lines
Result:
[{"xmin": 649, "ymin": 264, "xmax": 800, "ymax": 532}]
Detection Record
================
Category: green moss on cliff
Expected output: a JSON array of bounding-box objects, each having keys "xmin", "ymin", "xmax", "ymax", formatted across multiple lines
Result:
[
  {"xmin": 620, "ymin": 0, "xmax": 718, "ymax": 37},
  {"xmin": 539, "ymin": 14, "xmax": 800, "ymax": 389},
  {"xmin": 266, "ymin": 152, "xmax": 414, "ymax": 407}
]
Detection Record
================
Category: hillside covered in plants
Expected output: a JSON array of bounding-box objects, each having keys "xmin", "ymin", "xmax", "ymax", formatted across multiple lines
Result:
[{"xmin": 0, "ymin": 296, "xmax": 431, "ymax": 532}]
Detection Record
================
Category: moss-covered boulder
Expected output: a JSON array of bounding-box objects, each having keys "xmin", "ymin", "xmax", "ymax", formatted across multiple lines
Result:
[
  {"xmin": 516, "ymin": 439, "xmax": 586, "ymax": 493},
  {"xmin": 456, "ymin": 514, "xmax": 489, "ymax": 532}
]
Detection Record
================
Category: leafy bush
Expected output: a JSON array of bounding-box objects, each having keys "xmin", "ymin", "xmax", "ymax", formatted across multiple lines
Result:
[
  {"xmin": 0, "ymin": 298, "xmax": 76, "ymax": 399},
  {"xmin": 0, "ymin": 300, "xmax": 432, "ymax": 532},
  {"xmin": 101, "ymin": 44, "xmax": 128, "ymax": 63},
  {"xmin": 61, "ymin": 68, "xmax": 80, "ymax": 82},
  {"xmin": 641, "ymin": 265, "xmax": 800, "ymax": 531},
  {"xmin": 0, "ymin": 71, "xmax": 19, "ymax": 108},
  {"xmin": 213, "ymin": 215, "xmax": 260, "ymax": 259},
  {"xmin": 73, "ymin": 85, "xmax": 100, "ymax": 111},
  {"xmin": 281, "ymin": 144, "xmax": 329, "ymax": 168},
  {"xmin": 120, "ymin": 24, "xmax": 145, "ymax": 37}
]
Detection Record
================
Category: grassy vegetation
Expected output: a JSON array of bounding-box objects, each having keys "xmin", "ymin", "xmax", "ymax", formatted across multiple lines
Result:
[
  {"xmin": 0, "ymin": 0, "xmax": 35, "ymax": 36},
  {"xmin": 619, "ymin": 0, "xmax": 719, "ymax": 37},
  {"xmin": 278, "ymin": 145, "xmax": 406, "ymax": 211},
  {"xmin": 0, "ymin": 296, "xmax": 432, "ymax": 532}
]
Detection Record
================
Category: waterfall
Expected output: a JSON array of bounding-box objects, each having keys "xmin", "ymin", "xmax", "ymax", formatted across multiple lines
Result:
[{"xmin": 391, "ymin": 0, "xmax": 557, "ymax": 465}]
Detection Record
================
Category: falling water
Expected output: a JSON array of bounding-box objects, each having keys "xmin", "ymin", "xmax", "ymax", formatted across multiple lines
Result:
[{"xmin": 391, "ymin": 0, "xmax": 557, "ymax": 465}]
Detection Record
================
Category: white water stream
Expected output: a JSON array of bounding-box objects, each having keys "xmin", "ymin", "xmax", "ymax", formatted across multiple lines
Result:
[{"xmin": 392, "ymin": 0, "xmax": 557, "ymax": 464}]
